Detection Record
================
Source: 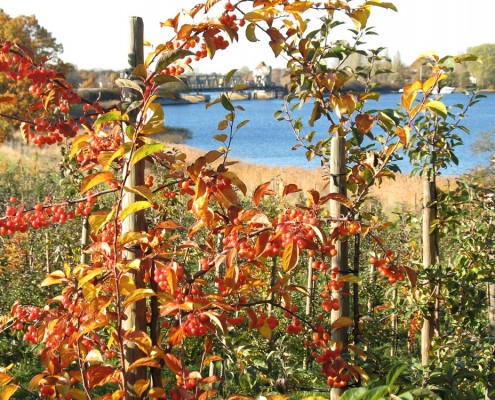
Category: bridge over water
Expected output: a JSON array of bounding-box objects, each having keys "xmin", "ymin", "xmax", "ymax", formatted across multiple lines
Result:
[{"xmin": 181, "ymin": 73, "xmax": 287, "ymax": 96}]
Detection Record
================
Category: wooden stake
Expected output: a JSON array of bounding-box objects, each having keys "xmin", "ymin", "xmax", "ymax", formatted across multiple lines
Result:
[
  {"xmin": 421, "ymin": 178, "xmax": 437, "ymax": 368},
  {"xmin": 330, "ymin": 136, "xmax": 349, "ymax": 400},
  {"xmin": 122, "ymin": 16, "xmax": 147, "ymax": 400}
]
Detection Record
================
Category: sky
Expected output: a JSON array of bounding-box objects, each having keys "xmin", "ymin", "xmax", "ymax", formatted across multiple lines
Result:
[{"xmin": 0, "ymin": 0, "xmax": 493, "ymax": 73}]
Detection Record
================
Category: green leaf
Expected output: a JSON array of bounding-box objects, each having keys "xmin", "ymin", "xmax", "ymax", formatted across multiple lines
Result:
[
  {"xmin": 120, "ymin": 201, "xmax": 153, "ymax": 221},
  {"xmin": 154, "ymin": 74, "xmax": 189, "ymax": 91},
  {"xmin": 362, "ymin": 386, "xmax": 389, "ymax": 400},
  {"xmin": 225, "ymin": 69, "xmax": 238, "ymax": 84},
  {"xmin": 94, "ymin": 111, "xmax": 128, "ymax": 130},
  {"xmin": 155, "ymin": 49, "xmax": 193, "ymax": 74},
  {"xmin": 101, "ymin": 143, "xmax": 132, "ymax": 171},
  {"xmin": 220, "ymin": 94, "xmax": 235, "ymax": 111},
  {"xmin": 426, "ymin": 100, "xmax": 447, "ymax": 119},
  {"xmin": 131, "ymin": 143, "xmax": 167, "ymax": 165},
  {"xmin": 341, "ymin": 388, "xmax": 367, "ymax": 400},
  {"xmin": 246, "ymin": 23, "xmax": 258, "ymax": 42},
  {"xmin": 81, "ymin": 171, "xmax": 114, "ymax": 194},
  {"xmin": 386, "ymin": 363, "xmax": 408, "ymax": 388},
  {"xmin": 114, "ymin": 78, "xmax": 143, "ymax": 94},
  {"xmin": 454, "ymin": 53, "xmax": 478, "ymax": 63}
]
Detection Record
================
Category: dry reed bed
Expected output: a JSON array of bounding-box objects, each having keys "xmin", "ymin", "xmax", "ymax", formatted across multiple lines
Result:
[
  {"xmin": 0, "ymin": 140, "xmax": 455, "ymax": 214},
  {"xmin": 167, "ymin": 143, "xmax": 456, "ymax": 213}
]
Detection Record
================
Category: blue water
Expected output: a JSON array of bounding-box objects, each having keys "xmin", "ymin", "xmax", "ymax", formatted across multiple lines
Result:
[{"xmin": 162, "ymin": 92, "xmax": 495, "ymax": 176}]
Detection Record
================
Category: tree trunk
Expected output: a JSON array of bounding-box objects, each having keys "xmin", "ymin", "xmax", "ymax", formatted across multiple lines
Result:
[
  {"xmin": 122, "ymin": 17, "xmax": 147, "ymax": 400},
  {"xmin": 330, "ymin": 136, "xmax": 349, "ymax": 400}
]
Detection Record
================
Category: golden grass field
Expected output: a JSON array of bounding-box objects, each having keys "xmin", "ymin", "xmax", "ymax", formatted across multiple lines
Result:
[{"xmin": 0, "ymin": 137, "xmax": 457, "ymax": 215}]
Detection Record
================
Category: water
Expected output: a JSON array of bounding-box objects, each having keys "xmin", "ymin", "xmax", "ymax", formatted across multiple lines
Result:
[{"xmin": 162, "ymin": 92, "xmax": 495, "ymax": 176}]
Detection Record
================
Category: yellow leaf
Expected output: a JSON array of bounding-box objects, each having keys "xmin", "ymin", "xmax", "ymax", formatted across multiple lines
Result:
[
  {"xmin": 123, "ymin": 185, "xmax": 154, "ymax": 203},
  {"xmin": 0, "ymin": 372, "xmax": 13, "ymax": 386},
  {"xmin": 128, "ymin": 357, "xmax": 160, "ymax": 371},
  {"xmin": 134, "ymin": 379, "xmax": 150, "ymax": 397},
  {"xmin": 348, "ymin": 6, "xmax": 370, "ymax": 30},
  {"xmin": 339, "ymin": 274, "xmax": 362, "ymax": 284},
  {"xmin": 258, "ymin": 320, "xmax": 272, "ymax": 340},
  {"xmin": 331, "ymin": 316, "xmax": 354, "ymax": 330},
  {"xmin": 40, "ymin": 270, "xmax": 66, "ymax": 287},
  {"xmin": 395, "ymin": 125, "xmax": 410, "ymax": 146},
  {"xmin": 301, "ymin": 397, "xmax": 328, "ymax": 400},
  {"xmin": 124, "ymin": 288, "xmax": 156, "ymax": 308},
  {"xmin": 282, "ymin": 241, "xmax": 299, "ymax": 272},
  {"xmin": 70, "ymin": 133, "xmax": 91, "ymax": 159},
  {"xmin": 284, "ymin": 1, "xmax": 313, "ymax": 13},
  {"xmin": 78, "ymin": 268, "xmax": 104, "ymax": 288},
  {"xmin": 365, "ymin": 0, "xmax": 397, "ymax": 12},
  {"xmin": 120, "ymin": 275, "xmax": 137, "ymax": 295},
  {"xmin": 118, "ymin": 232, "xmax": 150, "ymax": 246},
  {"xmin": 267, "ymin": 395, "xmax": 289, "ymax": 400},
  {"xmin": 119, "ymin": 200, "xmax": 153, "ymax": 221},
  {"xmin": 85, "ymin": 349, "xmax": 104, "ymax": 363},
  {"xmin": 81, "ymin": 171, "xmax": 114, "ymax": 194},
  {"xmin": 0, "ymin": 384, "xmax": 17, "ymax": 400},
  {"xmin": 67, "ymin": 388, "xmax": 87, "ymax": 400}
]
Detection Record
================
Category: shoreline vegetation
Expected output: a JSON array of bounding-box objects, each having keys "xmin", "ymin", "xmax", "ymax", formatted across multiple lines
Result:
[{"xmin": 1, "ymin": 128, "xmax": 456, "ymax": 215}]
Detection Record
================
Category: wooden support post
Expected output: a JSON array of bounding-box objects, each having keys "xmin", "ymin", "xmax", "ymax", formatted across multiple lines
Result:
[
  {"xmin": 421, "ymin": 178, "xmax": 437, "ymax": 368},
  {"xmin": 304, "ymin": 256, "xmax": 314, "ymax": 370},
  {"xmin": 487, "ymin": 283, "xmax": 495, "ymax": 399},
  {"xmin": 330, "ymin": 136, "xmax": 349, "ymax": 400},
  {"xmin": 80, "ymin": 217, "xmax": 90, "ymax": 264},
  {"xmin": 122, "ymin": 16, "xmax": 147, "ymax": 400}
]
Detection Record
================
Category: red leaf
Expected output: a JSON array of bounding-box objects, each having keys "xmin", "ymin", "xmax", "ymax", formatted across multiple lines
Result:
[
  {"xmin": 86, "ymin": 365, "xmax": 116, "ymax": 389},
  {"xmin": 282, "ymin": 184, "xmax": 301, "ymax": 197},
  {"xmin": 253, "ymin": 181, "xmax": 273, "ymax": 206},
  {"xmin": 163, "ymin": 353, "xmax": 183, "ymax": 374}
]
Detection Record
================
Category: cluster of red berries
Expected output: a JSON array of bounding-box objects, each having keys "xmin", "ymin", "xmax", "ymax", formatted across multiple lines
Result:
[
  {"xmin": 154, "ymin": 261, "xmax": 185, "ymax": 293},
  {"xmin": 11, "ymin": 304, "xmax": 41, "ymax": 343},
  {"xmin": 321, "ymin": 298, "xmax": 340, "ymax": 313},
  {"xmin": 286, "ymin": 316, "xmax": 303, "ymax": 334},
  {"xmin": 182, "ymin": 312, "xmax": 210, "ymax": 337},
  {"xmin": 179, "ymin": 180, "xmax": 195, "ymax": 196},
  {"xmin": 39, "ymin": 385, "xmax": 55, "ymax": 398},
  {"xmin": 75, "ymin": 128, "xmax": 122, "ymax": 168},
  {"xmin": 254, "ymin": 313, "xmax": 279, "ymax": 330},
  {"xmin": 315, "ymin": 348, "xmax": 351, "ymax": 388},
  {"xmin": 0, "ymin": 41, "xmax": 89, "ymax": 147},
  {"xmin": 1, "ymin": 197, "xmax": 79, "ymax": 235},
  {"xmin": 74, "ymin": 194, "xmax": 97, "ymax": 217},
  {"xmin": 369, "ymin": 250, "xmax": 405, "ymax": 283}
]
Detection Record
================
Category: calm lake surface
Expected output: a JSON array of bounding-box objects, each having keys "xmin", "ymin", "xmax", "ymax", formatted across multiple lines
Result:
[{"xmin": 162, "ymin": 92, "xmax": 495, "ymax": 176}]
